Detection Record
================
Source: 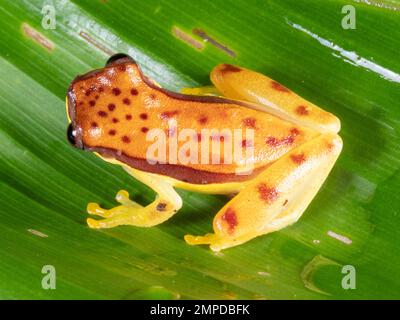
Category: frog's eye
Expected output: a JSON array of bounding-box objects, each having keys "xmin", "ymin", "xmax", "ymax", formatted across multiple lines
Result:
[
  {"xmin": 67, "ymin": 123, "xmax": 80, "ymax": 148},
  {"xmin": 67, "ymin": 123, "xmax": 84, "ymax": 149},
  {"xmin": 106, "ymin": 53, "xmax": 135, "ymax": 67}
]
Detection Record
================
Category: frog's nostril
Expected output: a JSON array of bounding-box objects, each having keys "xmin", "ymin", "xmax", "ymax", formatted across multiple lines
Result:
[
  {"xmin": 67, "ymin": 123, "xmax": 76, "ymax": 146},
  {"xmin": 106, "ymin": 53, "xmax": 134, "ymax": 66}
]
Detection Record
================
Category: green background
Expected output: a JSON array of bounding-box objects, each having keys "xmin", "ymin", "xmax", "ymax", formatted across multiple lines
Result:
[{"xmin": 0, "ymin": 0, "xmax": 399, "ymax": 299}]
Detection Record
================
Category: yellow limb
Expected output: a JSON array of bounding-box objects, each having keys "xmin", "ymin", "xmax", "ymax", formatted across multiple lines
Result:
[
  {"xmin": 210, "ymin": 64, "xmax": 341, "ymax": 133},
  {"xmin": 87, "ymin": 168, "xmax": 182, "ymax": 228},
  {"xmin": 185, "ymin": 133, "xmax": 343, "ymax": 251}
]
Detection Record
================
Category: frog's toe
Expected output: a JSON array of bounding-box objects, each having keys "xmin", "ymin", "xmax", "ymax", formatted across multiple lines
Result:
[
  {"xmin": 115, "ymin": 190, "xmax": 141, "ymax": 207},
  {"xmin": 87, "ymin": 202, "xmax": 123, "ymax": 218},
  {"xmin": 87, "ymin": 214, "xmax": 135, "ymax": 229},
  {"xmin": 87, "ymin": 202, "xmax": 104, "ymax": 215},
  {"xmin": 87, "ymin": 217, "xmax": 102, "ymax": 229},
  {"xmin": 184, "ymin": 233, "xmax": 251, "ymax": 252},
  {"xmin": 115, "ymin": 190, "xmax": 130, "ymax": 203},
  {"xmin": 184, "ymin": 234, "xmax": 213, "ymax": 245}
]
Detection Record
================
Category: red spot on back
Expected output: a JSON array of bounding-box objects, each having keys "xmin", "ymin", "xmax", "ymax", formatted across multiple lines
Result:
[
  {"xmin": 130, "ymin": 88, "xmax": 138, "ymax": 96},
  {"xmin": 121, "ymin": 135, "xmax": 130, "ymax": 143},
  {"xmin": 122, "ymin": 98, "xmax": 131, "ymax": 105},
  {"xmin": 98, "ymin": 111, "xmax": 107, "ymax": 117},
  {"xmin": 220, "ymin": 64, "xmax": 241, "ymax": 73},
  {"xmin": 125, "ymin": 114, "xmax": 132, "ymax": 120},
  {"xmin": 91, "ymin": 122, "xmax": 98, "ymax": 127},
  {"xmin": 108, "ymin": 129, "xmax": 116, "ymax": 136},
  {"xmin": 160, "ymin": 110, "xmax": 179, "ymax": 120},
  {"xmin": 112, "ymin": 117, "xmax": 119, "ymax": 123},
  {"xmin": 221, "ymin": 207, "xmax": 238, "ymax": 234},
  {"xmin": 112, "ymin": 88, "xmax": 121, "ymax": 96},
  {"xmin": 141, "ymin": 127, "xmax": 149, "ymax": 133},
  {"xmin": 140, "ymin": 113, "xmax": 148, "ymax": 120},
  {"xmin": 296, "ymin": 105, "xmax": 309, "ymax": 116},
  {"xmin": 291, "ymin": 153, "xmax": 306, "ymax": 165},
  {"xmin": 258, "ymin": 184, "xmax": 279, "ymax": 204},
  {"xmin": 243, "ymin": 117, "xmax": 256, "ymax": 128},
  {"xmin": 198, "ymin": 116, "xmax": 208, "ymax": 124},
  {"xmin": 271, "ymin": 81, "xmax": 290, "ymax": 93},
  {"xmin": 108, "ymin": 103, "xmax": 116, "ymax": 111},
  {"xmin": 89, "ymin": 100, "xmax": 96, "ymax": 107}
]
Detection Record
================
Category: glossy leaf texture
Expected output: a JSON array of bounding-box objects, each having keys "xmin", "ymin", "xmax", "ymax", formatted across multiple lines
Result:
[{"xmin": 0, "ymin": 0, "xmax": 399, "ymax": 299}]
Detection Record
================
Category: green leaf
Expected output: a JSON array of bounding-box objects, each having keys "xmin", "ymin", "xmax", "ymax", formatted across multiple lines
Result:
[{"xmin": 0, "ymin": 0, "xmax": 399, "ymax": 299}]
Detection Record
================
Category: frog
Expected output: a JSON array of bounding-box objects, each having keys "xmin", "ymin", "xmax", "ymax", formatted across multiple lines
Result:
[{"xmin": 66, "ymin": 53, "xmax": 342, "ymax": 251}]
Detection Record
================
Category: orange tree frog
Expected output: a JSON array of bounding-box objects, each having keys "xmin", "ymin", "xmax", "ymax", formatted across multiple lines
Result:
[{"xmin": 66, "ymin": 54, "xmax": 342, "ymax": 251}]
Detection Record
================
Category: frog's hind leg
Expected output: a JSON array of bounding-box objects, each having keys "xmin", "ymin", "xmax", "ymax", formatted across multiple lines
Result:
[
  {"xmin": 87, "ymin": 169, "xmax": 182, "ymax": 229},
  {"xmin": 210, "ymin": 64, "xmax": 341, "ymax": 133},
  {"xmin": 185, "ymin": 133, "xmax": 342, "ymax": 251}
]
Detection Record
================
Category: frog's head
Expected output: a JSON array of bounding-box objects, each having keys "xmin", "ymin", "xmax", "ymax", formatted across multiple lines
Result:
[
  {"xmin": 65, "ymin": 53, "xmax": 237, "ymax": 154},
  {"xmin": 65, "ymin": 53, "xmax": 256, "ymax": 184},
  {"xmin": 66, "ymin": 53, "xmax": 143, "ymax": 151}
]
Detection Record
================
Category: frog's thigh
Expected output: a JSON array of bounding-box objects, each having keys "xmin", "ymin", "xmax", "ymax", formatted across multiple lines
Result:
[
  {"xmin": 210, "ymin": 64, "xmax": 341, "ymax": 133},
  {"xmin": 185, "ymin": 133, "xmax": 342, "ymax": 251},
  {"xmin": 87, "ymin": 168, "xmax": 182, "ymax": 229}
]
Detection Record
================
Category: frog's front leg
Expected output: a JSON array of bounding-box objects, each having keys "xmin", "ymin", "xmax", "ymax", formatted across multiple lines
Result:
[
  {"xmin": 87, "ymin": 168, "xmax": 182, "ymax": 229},
  {"xmin": 185, "ymin": 133, "xmax": 342, "ymax": 251}
]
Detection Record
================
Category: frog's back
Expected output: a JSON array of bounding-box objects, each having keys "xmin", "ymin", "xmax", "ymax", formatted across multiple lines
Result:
[{"xmin": 67, "ymin": 58, "xmax": 317, "ymax": 184}]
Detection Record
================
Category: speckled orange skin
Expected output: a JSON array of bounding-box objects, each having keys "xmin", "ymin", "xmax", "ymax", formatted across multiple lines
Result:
[{"xmin": 67, "ymin": 57, "xmax": 318, "ymax": 184}]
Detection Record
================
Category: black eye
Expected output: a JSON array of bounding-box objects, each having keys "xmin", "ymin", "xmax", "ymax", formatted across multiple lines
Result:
[
  {"xmin": 67, "ymin": 123, "xmax": 76, "ymax": 146},
  {"xmin": 106, "ymin": 53, "xmax": 135, "ymax": 66}
]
